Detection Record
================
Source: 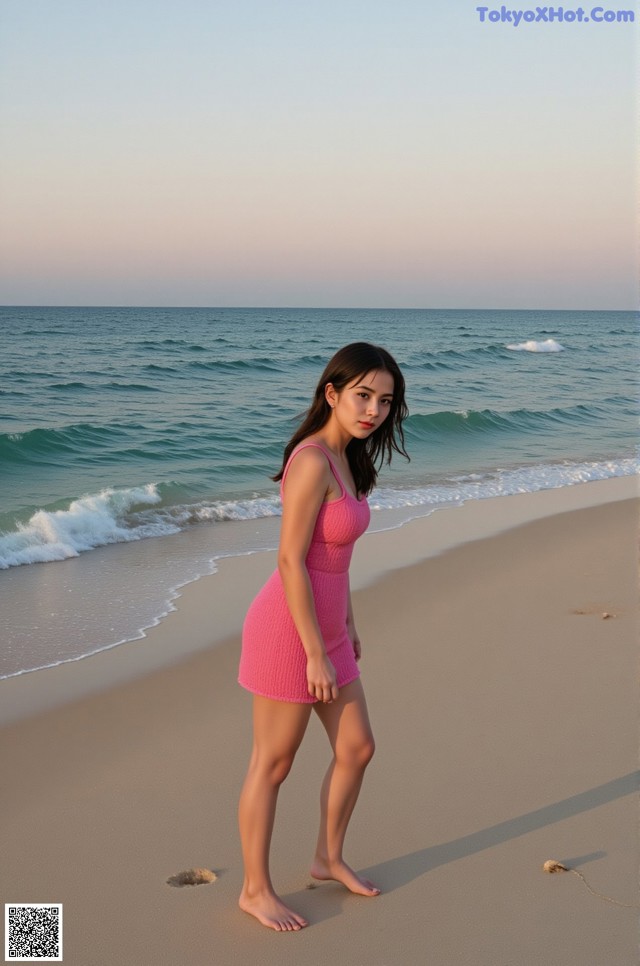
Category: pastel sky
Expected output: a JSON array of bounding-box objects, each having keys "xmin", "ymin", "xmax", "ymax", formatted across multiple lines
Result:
[{"xmin": 0, "ymin": 1, "xmax": 637, "ymax": 308}]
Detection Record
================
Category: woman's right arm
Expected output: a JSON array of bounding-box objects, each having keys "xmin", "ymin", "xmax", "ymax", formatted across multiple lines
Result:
[{"xmin": 278, "ymin": 448, "xmax": 340, "ymax": 703}]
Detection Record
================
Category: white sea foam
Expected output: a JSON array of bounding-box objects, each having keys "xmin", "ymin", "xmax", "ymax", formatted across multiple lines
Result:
[
  {"xmin": 506, "ymin": 338, "xmax": 565, "ymax": 352},
  {"xmin": 193, "ymin": 496, "xmax": 282, "ymax": 522},
  {"xmin": 0, "ymin": 484, "xmax": 178, "ymax": 569},
  {"xmin": 368, "ymin": 457, "xmax": 638, "ymax": 514}
]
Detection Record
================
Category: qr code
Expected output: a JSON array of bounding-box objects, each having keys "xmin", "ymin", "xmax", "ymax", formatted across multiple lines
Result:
[{"xmin": 5, "ymin": 904, "xmax": 63, "ymax": 962}]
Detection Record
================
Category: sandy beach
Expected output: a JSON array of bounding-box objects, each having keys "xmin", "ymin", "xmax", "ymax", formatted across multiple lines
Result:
[{"xmin": 1, "ymin": 477, "xmax": 637, "ymax": 966}]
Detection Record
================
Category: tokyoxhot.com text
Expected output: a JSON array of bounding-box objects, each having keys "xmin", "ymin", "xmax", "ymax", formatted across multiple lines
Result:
[{"xmin": 476, "ymin": 6, "xmax": 635, "ymax": 24}]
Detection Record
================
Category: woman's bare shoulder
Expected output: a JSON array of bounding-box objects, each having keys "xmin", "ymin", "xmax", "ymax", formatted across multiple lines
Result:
[{"xmin": 284, "ymin": 443, "xmax": 331, "ymax": 490}]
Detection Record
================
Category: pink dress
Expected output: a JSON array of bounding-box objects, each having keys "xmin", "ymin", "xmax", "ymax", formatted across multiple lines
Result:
[{"xmin": 238, "ymin": 442, "xmax": 371, "ymax": 703}]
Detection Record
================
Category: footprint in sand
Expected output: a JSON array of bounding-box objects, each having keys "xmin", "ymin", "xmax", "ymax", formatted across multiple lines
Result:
[{"xmin": 166, "ymin": 867, "xmax": 218, "ymax": 887}]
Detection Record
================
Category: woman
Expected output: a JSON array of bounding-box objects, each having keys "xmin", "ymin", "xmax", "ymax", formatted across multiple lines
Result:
[{"xmin": 238, "ymin": 342, "xmax": 408, "ymax": 931}]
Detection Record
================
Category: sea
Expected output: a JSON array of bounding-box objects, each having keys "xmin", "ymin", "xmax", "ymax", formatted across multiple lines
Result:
[{"xmin": 1, "ymin": 306, "xmax": 637, "ymax": 679}]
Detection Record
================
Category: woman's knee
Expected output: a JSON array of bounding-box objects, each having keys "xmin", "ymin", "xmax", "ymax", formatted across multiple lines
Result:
[
  {"xmin": 359, "ymin": 735, "xmax": 376, "ymax": 768},
  {"xmin": 252, "ymin": 748, "xmax": 297, "ymax": 787},
  {"xmin": 338, "ymin": 733, "xmax": 375, "ymax": 770},
  {"xmin": 272, "ymin": 752, "xmax": 297, "ymax": 785}
]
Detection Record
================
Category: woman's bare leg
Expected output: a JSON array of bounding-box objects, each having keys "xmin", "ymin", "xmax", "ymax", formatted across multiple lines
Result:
[
  {"xmin": 238, "ymin": 695, "xmax": 312, "ymax": 930},
  {"xmin": 310, "ymin": 678, "xmax": 380, "ymax": 896}
]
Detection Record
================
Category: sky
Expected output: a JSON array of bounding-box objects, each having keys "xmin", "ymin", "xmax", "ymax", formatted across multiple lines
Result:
[{"xmin": 0, "ymin": 1, "xmax": 637, "ymax": 309}]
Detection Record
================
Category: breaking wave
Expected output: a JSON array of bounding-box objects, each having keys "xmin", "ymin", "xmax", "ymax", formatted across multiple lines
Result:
[{"xmin": 506, "ymin": 339, "xmax": 565, "ymax": 352}]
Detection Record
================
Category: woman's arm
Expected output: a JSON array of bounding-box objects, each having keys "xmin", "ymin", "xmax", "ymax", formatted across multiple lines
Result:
[{"xmin": 278, "ymin": 447, "xmax": 340, "ymax": 703}]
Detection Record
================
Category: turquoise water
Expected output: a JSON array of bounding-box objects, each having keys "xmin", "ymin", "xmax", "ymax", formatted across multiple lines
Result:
[{"xmin": 0, "ymin": 306, "xmax": 637, "ymax": 676}]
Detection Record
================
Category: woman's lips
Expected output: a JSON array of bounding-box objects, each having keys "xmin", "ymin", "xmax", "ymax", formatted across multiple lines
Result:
[{"xmin": 359, "ymin": 421, "xmax": 374, "ymax": 429}]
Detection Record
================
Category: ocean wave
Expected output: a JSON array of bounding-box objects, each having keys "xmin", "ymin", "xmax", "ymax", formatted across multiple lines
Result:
[
  {"xmin": 0, "ymin": 423, "xmax": 128, "ymax": 464},
  {"xmin": 369, "ymin": 457, "xmax": 638, "ymax": 512},
  {"xmin": 103, "ymin": 381, "xmax": 162, "ymax": 392},
  {"xmin": 135, "ymin": 338, "xmax": 208, "ymax": 352},
  {"xmin": 143, "ymin": 363, "xmax": 180, "ymax": 373},
  {"xmin": 299, "ymin": 353, "xmax": 331, "ymax": 365},
  {"xmin": 405, "ymin": 403, "xmax": 606, "ymax": 440},
  {"xmin": 50, "ymin": 381, "xmax": 91, "ymax": 391},
  {"xmin": 187, "ymin": 357, "xmax": 284, "ymax": 373},
  {"xmin": 407, "ymin": 344, "xmax": 512, "ymax": 371},
  {"xmin": 0, "ymin": 484, "xmax": 283, "ymax": 570},
  {"xmin": 21, "ymin": 329, "xmax": 77, "ymax": 336},
  {"xmin": 506, "ymin": 339, "xmax": 565, "ymax": 352},
  {"xmin": 0, "ymin": 484, "xmax": 177, "ymax": 569},
  {"xmin": 6, "ymin": 370, "xmax": 57, "ymax": 380},
  {"xmin": 404, "ymin": 341, "xmax": 567, "ymax": 372},
  {"xmin": 0, "ymin": 420, "xmax": 283, "ymax": 471}
]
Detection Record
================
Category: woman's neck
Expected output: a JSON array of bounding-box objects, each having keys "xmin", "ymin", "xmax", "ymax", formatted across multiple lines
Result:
[{"xmin": 310, "ymin": 427, "xmax": 350, "ymax": 460}]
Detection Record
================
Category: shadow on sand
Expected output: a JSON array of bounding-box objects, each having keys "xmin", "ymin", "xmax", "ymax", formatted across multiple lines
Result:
[{"xmin": 362, "ymin": 771, "xmax": 639, "ymax": 893}]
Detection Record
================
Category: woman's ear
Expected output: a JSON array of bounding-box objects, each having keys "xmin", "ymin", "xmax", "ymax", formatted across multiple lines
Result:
[{"xmin": 325, "ymin": 383, "xmax": 337, "ymax": 409}]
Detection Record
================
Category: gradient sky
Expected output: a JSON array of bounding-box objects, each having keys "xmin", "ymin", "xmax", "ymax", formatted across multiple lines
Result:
[{"xmin": 0, "ymin": 1, "xmax": 637, "ymax": 308}]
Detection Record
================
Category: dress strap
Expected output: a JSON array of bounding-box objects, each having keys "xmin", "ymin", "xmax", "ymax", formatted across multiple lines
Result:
[{"xmin": 280, "ymin": 442, "xmax": 346, "ymax": 498}]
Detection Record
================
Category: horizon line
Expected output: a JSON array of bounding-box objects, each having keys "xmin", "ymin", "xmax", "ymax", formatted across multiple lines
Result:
[{"xmin": 0, "ymin": 304, "xmax": 636, "ymax": 313}]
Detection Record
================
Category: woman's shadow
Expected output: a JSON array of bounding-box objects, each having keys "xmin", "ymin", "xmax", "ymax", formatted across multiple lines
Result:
[{"xmin": 362, "ymin": 770, "xmax": 639, "ymax": 893}]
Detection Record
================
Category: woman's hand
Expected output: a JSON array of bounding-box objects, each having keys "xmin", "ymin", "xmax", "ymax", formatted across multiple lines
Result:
[{"xmin": 306, "ymin": 653, "xmax": 339, "ymax": 703}]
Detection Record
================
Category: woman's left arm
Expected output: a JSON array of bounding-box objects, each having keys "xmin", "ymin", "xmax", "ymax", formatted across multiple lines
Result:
[{"xmin": 346, "ymin": 578, "xmax": 361, "ymax": 661}]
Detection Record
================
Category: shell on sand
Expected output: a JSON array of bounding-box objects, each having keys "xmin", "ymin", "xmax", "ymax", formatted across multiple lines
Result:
[
  {"xmin": 167, "ymin": 867, "xmax": 218, "ymax": 887},
  {"xmin": 542, "ymin": 859, "xmax": 569, "ymax": 874}
]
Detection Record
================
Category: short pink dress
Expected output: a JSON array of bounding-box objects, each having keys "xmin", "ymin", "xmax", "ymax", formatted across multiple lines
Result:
[{"xmin": 238, "ymin": 442, "xmax": 371, "ymax": 703}]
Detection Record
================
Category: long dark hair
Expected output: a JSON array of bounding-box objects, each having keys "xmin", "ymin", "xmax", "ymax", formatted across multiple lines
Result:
[{"xmin": 273, "ymin": 342, "xmax": 409, "ymax": 495}]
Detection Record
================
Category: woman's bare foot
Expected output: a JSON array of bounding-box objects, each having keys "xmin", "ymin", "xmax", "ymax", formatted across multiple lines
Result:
[
  {"xmin": 310, "ymin": 857, "xmax": 380, "ymax": 896},
  {"xmin": 239, "ymin": 887, "xmax": 308, "ymax": 931}
]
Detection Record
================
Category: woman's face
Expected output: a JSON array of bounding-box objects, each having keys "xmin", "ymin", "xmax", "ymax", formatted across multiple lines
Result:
[{"xmin": 327, "ymin": 368, "xmax": 395, "ymax": 439}]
